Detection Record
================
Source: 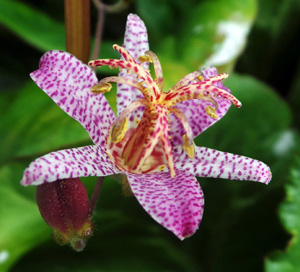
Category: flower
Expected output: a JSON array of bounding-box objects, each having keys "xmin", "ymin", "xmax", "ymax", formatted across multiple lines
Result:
[{"xmin": 21, "ymin": 14, "xmax": 271, "ymax": 240}]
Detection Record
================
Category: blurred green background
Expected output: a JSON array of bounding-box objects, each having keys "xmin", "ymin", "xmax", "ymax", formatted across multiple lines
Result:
[{"xmin": 0, "ymin": 0, "xmax": 300, "ymax": 271}]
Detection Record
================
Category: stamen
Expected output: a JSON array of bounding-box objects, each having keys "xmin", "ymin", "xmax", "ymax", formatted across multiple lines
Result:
[
  {"xmin": 139, "ymin": 55, "xmax": 152, "ymax": 63},
  {"xmin": 169, "ymin": 107, "xmax": 194, "ymax": 142},
  {"xmin": 201, "ymin": 73, "xmax": 228, "ymax": 85},
  {"xmin": 98, "ymin": 76, "xmax": 146, "ymax": 96},
  {"xmin": 89, "ymin": 58, "xmax": 160, "ymax": 99},
  {"xmin": 145, "ymin": 51, "xmax": 163, "ymax": 91},
  {"xmin": 111, "ymin": 117, "xmax": 128, "ymax": 143},
  {"xmin": 205, "ymin": 105, "xmax": 218, "ymax": 119},
  {"xmin": 197, "ymin": 75, "xmax": 204, "ymax": 81},
  {"xmin": 114, "ymin": 99, "xmax": 148, "ymax": 130},
  {"xmin": 169, "ymin": 107, "xmax": 195, "ymax": 159},
  {"xmin": 91, "ymin": 83, "xmax": 112, "ymax": 94},
  {"xmin": 204, "ymin": 85, "xmax": 242, "ymax": 107},
  {"xmin": 160, "ymin": 121, "xmax": 176, "ymax": 178},
  {"xmin": 162, "ymin": 83, "xmax": 242, "ymax": 108},
  {"xmin": 182, "ymin": 134, "xmax": 195, "ymax": 159},
  {"xmin": 202, "ymin": 95, "xmax": 219, "ymax": 110},
  {"xmin": 170, "ymin": 71, "xmax": 203, "ymax": 92},
  {"xmin": 113, "ymin": 44, "xmax": 136, "ymax": 63}
]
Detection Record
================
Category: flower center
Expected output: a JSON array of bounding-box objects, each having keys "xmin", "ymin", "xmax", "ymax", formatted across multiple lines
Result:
[{"xmin": 89, "ymin": 45, "xmax": 241, "ymax": 177}]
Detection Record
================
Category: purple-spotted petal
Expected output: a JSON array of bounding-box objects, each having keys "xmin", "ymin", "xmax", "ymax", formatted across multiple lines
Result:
[
  {"xmin": 117, "ymin": 14, "xmax": 149, "ymax": 116},
  {"xmin": 21, "ymin": 145, "xmax": 120, "ymax": 186},
  {"xmin": 169, "ymin": 67, "xmax": 232, "ymax": 145},
  {"xmin": 173, "ymin": 146, "xmax": 271, "ymax": 184},
  {"xmin": 31, "ymin": 50, "xmax": 115, "ymax": 147},
  {"xmin": 127, "ymin": 170, "xmax": 204, "ymax": 240}
]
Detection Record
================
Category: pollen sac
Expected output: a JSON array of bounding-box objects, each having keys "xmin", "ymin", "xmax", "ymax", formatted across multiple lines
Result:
[
  {"xmin": 138, "ymin": 55, "xmax": 152, "ymax": 64},
  {"xmin": 91, "ymin": 82, "xmax": 112, "ymax": 94},
  {"xmin": 182, "ymin": 134, "xmax": 195, "ymax": 159},
  {"xmin": 111, "ymin": 117, "xmax": 129, "ymax": 143},
  {"xmin": 36, "ymin": 178, "xmax": 93, "ymax": 252},
  {"xmin": 205, "ymin": 105, "xmax": 218, "ymax": 119}
]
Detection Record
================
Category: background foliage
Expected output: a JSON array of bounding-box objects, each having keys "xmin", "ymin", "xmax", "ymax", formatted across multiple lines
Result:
[{"xmin": 0, "ymin": 0, "xmax": 299, "ymax": 271}]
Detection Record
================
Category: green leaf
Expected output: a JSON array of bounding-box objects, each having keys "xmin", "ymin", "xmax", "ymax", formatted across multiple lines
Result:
[
  {"xmin": 265, "ymin": 155, "xmax": 300, "ymax": 271},
  {"xmin": 0, "ymin": 163, "xmax": 49, "ymax": 272},
  {"xmin": 178, "ymin": 0, "xmax": 257, "ymax": 71},
  {"xmin": 288, "ymin": 61, "xmax": 300, "ymax": 125},
  {"xmin": 0, "ymin": 81, "xmax": 91, "ymax": 165},
  {"xmin": 136, "ymin": 0, "xmax": 175, "ymax": 42},
  {"xmin": 137, "ymin": 0, "xmax": 257, "ymax": 71},
  {"xmin": 0, "ymin": 0, "xmax": 65, "ymax": 51}
]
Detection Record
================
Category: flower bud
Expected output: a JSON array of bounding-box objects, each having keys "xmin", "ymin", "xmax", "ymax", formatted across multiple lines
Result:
[{"xmin": 36, "ymin": 178, "xmax": 93, "ymax": 251}]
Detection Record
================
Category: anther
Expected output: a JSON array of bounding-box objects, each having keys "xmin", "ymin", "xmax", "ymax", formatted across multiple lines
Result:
[
  {"xmin": 111, "ymin": 118, "xmax": 128, "ymax": 143},
  {"xmin": 205, "ymin": 105, "xmax": 218, "ymax": 119},
  {"xmin": 91, "ymin": 83, "xmax": 112, "ymax": 94},
  {"xmin": 182, "ymin": 134, "xmax": 195, "ymax": 159},
  {"xmin": 139, "ymin": 55, "xmax": 152, "ymax": 63}
]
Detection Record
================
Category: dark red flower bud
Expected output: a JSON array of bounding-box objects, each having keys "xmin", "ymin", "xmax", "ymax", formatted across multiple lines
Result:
[{"xmin": 36, "ymin": 178, "xmax": 93, "ymax": 251}]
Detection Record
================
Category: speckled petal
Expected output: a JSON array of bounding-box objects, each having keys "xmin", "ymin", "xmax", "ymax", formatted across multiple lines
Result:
[
  {"xmin": 127, "ymin": 170, "xmax": 205, "ymax": 240},
  {"xmin": 21, "ymin": 145, "xmax": 120, "ymax": 186},
  {"xmin": 117, "ymin": 14, "xmax": 149, "ymax": 115},
  {"xmin": 30, "ymin": 50, "xmax": 115, "ymax": 147},
  {"xmin": 173, "ymin": 146, "xmax": 272, "ymax": 184},
  {"xmin": 169, "ymin": 67, "xmax": 232, "ymax": 146}
]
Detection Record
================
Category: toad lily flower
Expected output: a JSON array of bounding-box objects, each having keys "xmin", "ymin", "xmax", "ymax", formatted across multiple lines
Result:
[{"xmin": 21, "ymin": 14, "xmax": 271, "ymax": 240}]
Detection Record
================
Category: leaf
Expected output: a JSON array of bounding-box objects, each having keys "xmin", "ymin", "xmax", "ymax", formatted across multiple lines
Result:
[
  {"xmin": 265, "ymin": 155, "xmax": 300, "ymax": 272},
  {"xmin": 177, "ymin": 0, "xmax": 257, "ymax": 71},
  {"xmin": 236, "ymin": 0, "xmax": 300, "ymax": 93},
  {"xmin": 288, "ymin": 61, "xmax": 300, "ymax": 125},
  {"xmin": 137, "ymin": 0, "xmax": 257, "ymax": 71},
  {"xmin": 136, "ymin": 0, "xmax": 175, "ymax": 42},
  {"xmin": 0, "ymin": 0, "xmax": 65, "ymax": 51},
  {"xmin": 0, "ymin": 81, "xmax": 91, "ymax": 165},
  {"xmin": 0, "ymin": 163, "xmax": 49, "ymax": 272}
]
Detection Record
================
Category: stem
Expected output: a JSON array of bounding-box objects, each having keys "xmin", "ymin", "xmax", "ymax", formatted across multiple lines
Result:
[
  {"xmin": 89, "ymin": 177, "xmax": 104, "ymax": 216},
  {"xmin": 91, "ymin": 0, "xmax": 130, "ymax": 60},
  {"xmin": 92, "ymin": 7, "xmax": 105, "ymax": 60},
  {"xmin": 93, "ymin": 0, "xmax": 130, "ymax": 13},
  {"xmin": 64, "ymin": 0, "xmax": 91, "ymax": 63}
]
